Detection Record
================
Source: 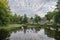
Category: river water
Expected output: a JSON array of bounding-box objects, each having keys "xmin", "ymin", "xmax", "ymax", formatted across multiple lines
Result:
[{"xmin": 9, "ymin": 27, "xmax": 56, "ymax": 40}]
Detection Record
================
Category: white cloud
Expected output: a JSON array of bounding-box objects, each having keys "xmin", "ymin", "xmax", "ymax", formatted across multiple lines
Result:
[{"xmin": 8, "ymin": 0, "xmax": 57, "ymax": 17}]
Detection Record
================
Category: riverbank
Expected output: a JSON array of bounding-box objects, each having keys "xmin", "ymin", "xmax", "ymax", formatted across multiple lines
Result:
[
  {"xmin": 0, "ymin": 23, "xmax": 60, "ymax": 31},
  {"xmin": 0, "ymin": 24, "xmax": 22, "ymax": 31},
  {"xmin": 22, "ymin": 23, "xmax": 60, "ymax": 28}
]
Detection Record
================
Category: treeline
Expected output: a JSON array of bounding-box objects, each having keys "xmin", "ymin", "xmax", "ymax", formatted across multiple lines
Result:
[
  {"xmin": 0, "ymin": 0, "xmax": 41, "ymax": 26},
  {"xmin": 0, "ymin": 0, "xmax": 60, "ymax": 26},
  {"xmin": 9, "ymin": 14, "xmax": 41, "ymax": 24}
]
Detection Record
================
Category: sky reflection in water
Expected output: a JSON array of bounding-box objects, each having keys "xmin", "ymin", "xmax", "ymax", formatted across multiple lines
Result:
[{"xmin": 9, "ymin": 28, "xmax": 55, "ymax": 40}]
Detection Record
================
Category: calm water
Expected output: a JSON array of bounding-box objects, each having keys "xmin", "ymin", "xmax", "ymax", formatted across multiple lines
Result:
[
  {"xmin": 1, "ymin": 27, "xmax": 59, "ymax": 40},
  {"xmin": 9, "ymin": 27, "xmax": 56, "ymax": 40}
]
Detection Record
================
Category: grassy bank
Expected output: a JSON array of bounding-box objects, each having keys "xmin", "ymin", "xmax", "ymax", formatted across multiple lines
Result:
[
  {"xmin": 23, "ymin": 23, "xmax": 60, "ymax": 28},
  {"xmin": 0, "ymin": 23, "xmax": 60, "ymax": 31},
  {"xmin": 0, "ymin": 24, "xmax": 22, "ymax": 31}
]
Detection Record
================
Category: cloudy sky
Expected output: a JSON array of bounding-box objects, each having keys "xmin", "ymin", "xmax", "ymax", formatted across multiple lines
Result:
[{"xmin": 8, "ymin": 0, "xmax": 57, "ymax": 17}]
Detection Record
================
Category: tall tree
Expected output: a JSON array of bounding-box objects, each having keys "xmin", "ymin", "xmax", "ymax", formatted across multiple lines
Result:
[
  {"xmin": 56, "ymin": 0, "xmax": 60, "ymax": 11},
  {"xmin": 30, "ymin": 17, "xmax": 34, "ymax": 23},
  {"xmin": 0, "ymin": 0, "xmax": 10, "ymax": 25},
  {"xmin": 22, "ymin": 14, "xmax": 28, "ymax": 24},
  {"xmin": 34, "ymin": 14, "xmax": 41, "ymax": 23},
  {"xmin": 54, "ymin": 12, "xmax": 60, "ymax": 23},
  {"xmin": 19, "ymin": 16, "xmax": 23, "ymax": 24},
  {"xmin": 54, "ymin": 0, "xmax": 60, "ymax": 24},
  {"xmin": 45, "ymin": 12, "xmax": 56, "ymax": 22}
]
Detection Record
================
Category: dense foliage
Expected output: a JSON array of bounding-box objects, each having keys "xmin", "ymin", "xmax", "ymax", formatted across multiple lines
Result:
[
  {"xmin": 54, "ymin": 0, "xmax": 60, "ymax": 24},
  {"xmin": 0, "ymin": 0, "xmax": 10, "ymax": 25},
  {"xmin": 34, "ymin": 14, "xmax": 41, "ymax": 23},
  {"xmin": 54, "ymin": 12, "xmax": 60, "ymax": 23},
  {"xmin": 45, "ymin": 0, "xmax": 60, "ymax": 24}
]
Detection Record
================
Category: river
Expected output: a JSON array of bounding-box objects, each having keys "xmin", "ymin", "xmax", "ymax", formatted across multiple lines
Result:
[
  {"xmin": 0, "ymin": 27, "xmax": 59, "ymax": 40},
  {"xmin": 9, "ymin": 27, "xmax": 56, "ymax": 40}
]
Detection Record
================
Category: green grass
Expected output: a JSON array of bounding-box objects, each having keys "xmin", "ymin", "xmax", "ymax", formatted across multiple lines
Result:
[
  {"xmin": 0, "ymin": 24, "xmax": 21, "ymax": 30},
  {"xmin": 0, "ymin": 23, "xmax": 60, "ymax": 31}
]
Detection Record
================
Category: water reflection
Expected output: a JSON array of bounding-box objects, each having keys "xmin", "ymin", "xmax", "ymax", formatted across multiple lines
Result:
[
  {"xmin": 0, "ymin": 29, "xmax": 10, "ymax": 40},
  {"xmin": 0, "ymin": 27, "xmax": 60, "ymax": 40},
  {"xmin": 9, "ymin": 27, "xmax": 55, "ymax": 40},
  {"xmin": 45, "ymin": 28, "xmax": 60, "ymax": 40}
]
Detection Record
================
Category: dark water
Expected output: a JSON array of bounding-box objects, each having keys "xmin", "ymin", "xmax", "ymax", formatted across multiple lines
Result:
[
  {"xmin": 9, "ymin": 27, "xmax": 60, "ymax": 40},
  {"xmin": 0, "ymin": 27, "xmax": 60, "ymax": 40}
]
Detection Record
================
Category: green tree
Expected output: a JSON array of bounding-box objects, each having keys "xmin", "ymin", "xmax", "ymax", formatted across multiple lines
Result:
[
  {"xmin": 45, "ymin": 12, "xmax": 56, "ymax": 22},
  {"xmin": 30, "ymin": 17, "xmax": 34, "ymax": 24},
  {"xmin": 12, "ymin": 13, "xmax": 21, "ymax": 24},
  {"xmin": 34, "ymin": 14, "xmax": 41, "ymax": 23},
  {"xmin": 13, "ymin": 13, "xmax": 18, "ymax": 23},
  {"xmin": 0, "ymin": 0, "xmax": 10, "ymax": 25},
  {"xmin": 22, "ymin": 14, "xmax": 28, "ymax": 24},
  {"xmin": 56, "ymin": 0, "xmax": 60, "ymax": 11},
  {"xmin": 19, "ymin": 16, "xmax": 23, "ymax": 24},
  {"xmin": 54, "ymin": 12, "xmax": 60, "ymax": 24},
  {"xmin": 54, "ymin": 0, "xmax": 60, "ymax": 24}
]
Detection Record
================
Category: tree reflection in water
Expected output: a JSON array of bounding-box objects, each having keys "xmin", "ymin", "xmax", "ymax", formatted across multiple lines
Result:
[
  {"xmin": 45, "ymin": 28, "xmax": 60, "ymax": 40},
  {"xmin": 0, "ymin": 29, "xmax": 10, "ymax": 40},
  {"xmin": 9, "ymin": 27, "xmax": 55, "ymax": 40},
  {"xmin": 0, "ymin": 27, "xmax": 59, "ymax": 40}
]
